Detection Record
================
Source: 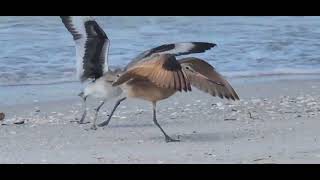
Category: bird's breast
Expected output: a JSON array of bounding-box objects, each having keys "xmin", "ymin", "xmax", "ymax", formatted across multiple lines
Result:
[
  {"xmin": 84, "ymin": 77, "xmax": 123, "ymax": 99},
  {"xmin": 126, "ymin": 79, "xmax": 176, "ymax": 102}
]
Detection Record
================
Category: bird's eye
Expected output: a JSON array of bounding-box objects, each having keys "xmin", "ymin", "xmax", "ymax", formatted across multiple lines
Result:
[{"xmin": 186, "ymin": 66, "xmax": 190, "ymax": 70}]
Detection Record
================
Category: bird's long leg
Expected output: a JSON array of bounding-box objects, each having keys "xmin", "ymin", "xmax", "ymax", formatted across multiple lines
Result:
[
  {"xmin": 71, "ymin": 95, "xmax": 90, "ymax": 124},
  {"xmin": 98, "ymin": 97, "xmax": 127, "ymax": 127},
  {"xmin": 90, "ymin": 101, "xmax": 105, "ymax": 130},
  {"xmin": 152, "ymin": 102, "xmax": 180, "ymax": 143}
]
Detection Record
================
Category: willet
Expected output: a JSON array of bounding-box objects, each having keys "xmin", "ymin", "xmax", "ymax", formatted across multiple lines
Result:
[
  {"xmin": 60, "ymin": 16, "xmax": 216, "ymax": 130},
  {"xmin": 98, "ymin": 54, "xmax": 240, "ymax": 142}
]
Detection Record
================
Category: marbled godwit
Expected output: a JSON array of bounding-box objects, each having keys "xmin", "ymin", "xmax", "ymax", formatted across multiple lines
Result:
[{"xmin": 98, "ymin": 53, "xmax": 240, "ymax": 142}]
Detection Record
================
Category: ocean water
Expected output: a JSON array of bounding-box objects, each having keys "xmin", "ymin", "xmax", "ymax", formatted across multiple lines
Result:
[{"xmin": 1, "ymin": 16, "xmax": 320, "ymax": 86}]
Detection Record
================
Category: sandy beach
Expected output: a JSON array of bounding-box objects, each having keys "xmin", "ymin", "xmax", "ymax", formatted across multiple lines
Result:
[
  {"xmin": 0, "ymin": 77, "xmax": 320, "ymax": 164},
  {"xmin": 2, "ymin": 16, "xmax": 320, "ymax": 164}
]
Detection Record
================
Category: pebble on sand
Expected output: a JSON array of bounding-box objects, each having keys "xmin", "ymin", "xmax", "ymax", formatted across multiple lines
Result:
[
  {"xmin": 216, "ymin": 102, "xmax": 223, "ymax": 107},
  {"xmin": 14, "ymin": 120, "xmax": 25, "ymax": 125},
  {"xmin": 0, "ymin": 112, "xmax": 5, "ymax": 121}
]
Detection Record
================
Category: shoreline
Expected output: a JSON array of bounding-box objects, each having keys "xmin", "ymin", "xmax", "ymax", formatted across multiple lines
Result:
[{"xmin": 1, "ymin": 74, "xmax": 320, "ymax": 106}]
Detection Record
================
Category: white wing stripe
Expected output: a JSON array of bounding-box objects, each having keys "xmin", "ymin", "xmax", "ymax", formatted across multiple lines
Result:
[
  {"xmin": 158, "ymin": 43, "xmax": 195, "ymax": 55},
  {"xmin": 61, "ymin": 16, "xmax": 109, "ymax": 82}
]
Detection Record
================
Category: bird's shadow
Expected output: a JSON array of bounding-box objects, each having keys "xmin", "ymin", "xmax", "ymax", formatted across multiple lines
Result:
[
  {"xmin": 107, "ymin": 123, "xmax": 154, "ymax": 128},
  {"xmin": 96, "ymin": 120, "xmax": 250, "ymax": 143},
  {"xmin": 149, "ymin": 130, "xmax": 250, "ymax": 143},
  {"xmin": 98, "ymin": 119, "xmax": 180, "ymax": 129}
]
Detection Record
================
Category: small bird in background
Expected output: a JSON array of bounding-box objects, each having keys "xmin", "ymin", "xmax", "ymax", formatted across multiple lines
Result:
[
  {"xmin": 0, "ymin": 112, "xmax": 5, "ymax": 122},
  {"xmin": 60, "ymin": 16, "xmax": 217, "ymax": 131}
]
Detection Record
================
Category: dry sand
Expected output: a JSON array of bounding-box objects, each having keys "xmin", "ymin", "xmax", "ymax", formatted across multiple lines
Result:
[{"xmin": 1, "ymin": 78, "xmax": 320, "ymax": 164}]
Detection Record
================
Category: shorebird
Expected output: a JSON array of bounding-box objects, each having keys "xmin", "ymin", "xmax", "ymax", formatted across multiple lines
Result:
[
  {"xmin": 97, "ymin": 53, "xmax": 240, "ymax": 142},
  {"xmin": 60, "ymin": 16, "xmax": 217, "ymax": 130}
]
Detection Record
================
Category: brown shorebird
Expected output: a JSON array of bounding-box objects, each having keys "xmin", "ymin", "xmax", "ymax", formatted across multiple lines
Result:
[
  {"xmin": 98, "ymin": 53, "xmax": 240, "ymax": 142},
  {"xmin": 60, "ymin": 16, "xmax": 217, "ymax": 130}
]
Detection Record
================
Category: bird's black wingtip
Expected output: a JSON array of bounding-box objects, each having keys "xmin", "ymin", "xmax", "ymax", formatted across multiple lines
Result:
[
  {"xmin": 204, "ymin": 42, "xmax": 217, "ymax": 48},
  {"xmin": 59, "ymin": 16, "xmax": 69, "ymax": 21},
  {"xmin": 192, "ymin": 42, "xmax": 217, "ymax": 51},
  {"xmin": 188, "ymin": 42, "xmax": 217, "ymax": 54}
]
